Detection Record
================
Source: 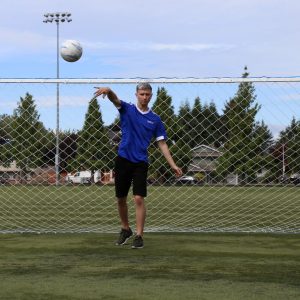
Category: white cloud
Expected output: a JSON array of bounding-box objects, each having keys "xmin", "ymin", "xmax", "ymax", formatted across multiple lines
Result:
[
  {"xmin": 0, "ymin": 26, "xmax": 234, "ymax": 63},
  {"xmin": 36, "ymin": 96, "xmax": 88, "ymax": 108},
  {"xmin": 282, "ymin": 93, "xmax": 300, "ymax": 102},
  {"xmin": 0, "ymin": 27, "xmax": 55, "ymax": 57},
  {"xmin": 1, "ymin": 0, "xmax": 300, "ymax": 78},
  {"xmin": 149, "ymin": 43, "xmax": 234, "ymax": 52},
  {"xmin": 0, "ymin": 101, "xmax": 15, "ymax": 110},
  {"xmin": 84, "ymin": 41, "xmax": 235, "ymax": 52}
]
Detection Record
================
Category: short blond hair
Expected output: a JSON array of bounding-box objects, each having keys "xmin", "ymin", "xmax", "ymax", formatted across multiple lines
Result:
[{"xmin": 136, "ymin": 82, "xmax": 152, "ymax": 92}]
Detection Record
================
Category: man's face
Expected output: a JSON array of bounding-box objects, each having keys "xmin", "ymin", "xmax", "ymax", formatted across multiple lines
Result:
[{"xmin": 136, "ymin": 89, "xmax": 152, "ymax": 106}]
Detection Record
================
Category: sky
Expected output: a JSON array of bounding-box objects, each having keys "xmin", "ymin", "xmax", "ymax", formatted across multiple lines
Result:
[
  {"xmin": 1, "ymin": 0, "xmax": 300, "ymax": 78},
  {"xmin": 0, "ymin": 0, "xmax": 300, "ymax": 135}
]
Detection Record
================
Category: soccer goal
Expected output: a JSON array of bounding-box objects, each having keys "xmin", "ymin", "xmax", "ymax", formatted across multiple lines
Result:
[{"xmin": 0, "ymin": 77, "xmax": 300, "ymax": 233}]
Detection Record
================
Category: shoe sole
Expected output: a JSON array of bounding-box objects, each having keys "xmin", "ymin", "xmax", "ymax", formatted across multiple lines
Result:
[
  {"xmin": 131, "ymin": 245, "xmax": 144, "ymax": 249},
  {"xmin": 115, "ymin": 235, "xmax": 133, "ymax": 246}
]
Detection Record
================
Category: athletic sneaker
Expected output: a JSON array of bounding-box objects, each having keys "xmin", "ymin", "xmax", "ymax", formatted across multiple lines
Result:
[
  {"xmin": 115, "ymin": 228, "xmax": 133, "ymax": 245},
  {"xmin": 131, "ymin": 235, "xmax": 144, "ymax": 249}
]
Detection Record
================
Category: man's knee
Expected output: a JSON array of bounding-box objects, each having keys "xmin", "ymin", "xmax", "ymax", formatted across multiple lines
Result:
[
  {"xmin": 117, "ymin": 197, "xmax": 127, "ymax": 206},
  {"xmin": 133, "ymin": 195, "xmax": 144, "ymax": 206}
]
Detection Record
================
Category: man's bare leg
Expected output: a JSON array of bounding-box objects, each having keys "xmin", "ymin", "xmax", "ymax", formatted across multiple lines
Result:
[
  {"xmin": 117, "ymin": 197, "xmax": 130, "ymax": 230},
  {"xmin": 134, "ymin": 195, "xmax": 146, "ymax": 236}
]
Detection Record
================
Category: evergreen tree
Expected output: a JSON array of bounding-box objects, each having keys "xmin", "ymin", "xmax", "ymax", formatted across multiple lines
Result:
[
  {"xmin": 45, "ymin": 130, "xmax": 78, "ymax": 171},
  {"xmin": 149, "ymin": 87, "xmax": 191, "ymax": 182},
  {"xmin": 0, "ymin": 114, "xmax": 14, "ymax": 140},
  {"xmin": 275, "ymin": 117, "xmax": 300, "ymax": 177},
  {"xmin": 73, "ymin": 98, "xmax": 114, "ymax": 172},
  {"xmin": 10, "ymin": 93, "xmax": 51, "ymax": 173},
  {"xmin": 201, "ymin": 101, "xmax": 222, "ymax": 147},
  {"xmin": 152, "ymin": 87, "xmax": 176, "ymax": 141},
  {"xmin": 244, "ymin": 121, "xmax": 274, "ymax": 182},
  {"xmin": 149, "ymin": 142, "xmax": 191, "ymax": 183},
  {"xmin": 176, "ymin": 100, "xmax": 192, "ymax": 147},
  {"xmin": 0, "ymin": 114, "xmax": 14, "ymax": 166},
  {"xmin": 59, "ymin": 131, "xmax": 78, "ymax": 171},
  {"xmin": 176, "ymin": 97, "xmax": 222, "ymax": 150},
  {"xmin": 189, "ymin": 96, "xmax": 204, "ymax": 148},
  {"xmin": 216, "ymin": 67, "xmax": 266, "ymax": 183}
]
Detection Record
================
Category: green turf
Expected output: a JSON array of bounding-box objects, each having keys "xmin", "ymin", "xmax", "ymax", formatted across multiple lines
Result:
[
  {"xmin": 0, "ymin": 233, "xmax": 299, "ymax": 299},
  {"xmin": 0, "ymin": 185, "xmax": 299, "ymax": 233}
]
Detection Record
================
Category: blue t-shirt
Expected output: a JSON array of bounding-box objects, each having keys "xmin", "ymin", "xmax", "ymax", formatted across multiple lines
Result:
[{"xmin": 117, "ymin": 100, "xmax": 167, "ymax": 163}]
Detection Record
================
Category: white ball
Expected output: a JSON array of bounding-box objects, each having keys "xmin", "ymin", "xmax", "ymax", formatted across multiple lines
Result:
[{"xmin": 60, "ymin": 40, "xmax": 83, "ymax": 62}]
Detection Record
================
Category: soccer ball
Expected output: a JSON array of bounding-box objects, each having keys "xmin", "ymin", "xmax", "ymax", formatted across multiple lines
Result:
[{"xmin": 60, "ymin": 40, "xmax": 83, "ymax": 62}]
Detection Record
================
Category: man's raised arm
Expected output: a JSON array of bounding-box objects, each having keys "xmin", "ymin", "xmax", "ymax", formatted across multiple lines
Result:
[{"xmin": 93, "ymin": 87, "xmax": 121, "ymax": 108}]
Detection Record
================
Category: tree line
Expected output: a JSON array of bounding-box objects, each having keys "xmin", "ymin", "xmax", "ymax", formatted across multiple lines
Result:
[{"xmin": 1, "ymin": 68, "xmax": 300, "ymax": 183}]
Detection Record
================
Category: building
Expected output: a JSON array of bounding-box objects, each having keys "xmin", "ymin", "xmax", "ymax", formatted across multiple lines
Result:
[
  {"xmin": 0, "ymin": 160, "xmax": 21, "ymax": 184},
  {"xmin": 188, "ymin": 144, "xmax": 222, "ymax": 183}
]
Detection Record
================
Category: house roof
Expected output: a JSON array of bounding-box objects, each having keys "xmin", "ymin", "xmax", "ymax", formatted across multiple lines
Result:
[
  {"xmin": 0, "ymin": 161, "xmax": 21, "ymax": 172},
  {"xmin": 191, "ymin": 144, "xmax": 222, "ymax": 158},
  {"xmin": 191, "ymin": 144, "xmax": 222, "ymax": 153}
]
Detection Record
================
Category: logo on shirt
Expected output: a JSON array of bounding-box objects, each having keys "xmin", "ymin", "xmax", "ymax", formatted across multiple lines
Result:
[{"xmin": 147, "ymin": 120, "xmax": 154, "ymax": 124}]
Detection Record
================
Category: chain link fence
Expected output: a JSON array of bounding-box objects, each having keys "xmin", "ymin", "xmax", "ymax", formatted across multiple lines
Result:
[{"xmin": 0, "ymin": 77, "xmax": 300, "ymax": 233}]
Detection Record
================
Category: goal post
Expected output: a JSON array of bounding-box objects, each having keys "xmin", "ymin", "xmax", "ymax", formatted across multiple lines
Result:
[{"xmin": 0, "ymin": 77, "xmax": 300, "ymax": 233}]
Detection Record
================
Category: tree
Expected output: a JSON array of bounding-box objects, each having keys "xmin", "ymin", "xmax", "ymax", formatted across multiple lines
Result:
[
  {"xmin": 0, "ymin": 114, "xmax": 15, "ymax": 165},
  {"xmin": 216, "ymin": 67, "xmax": 270, "ymax": 183},
  {"xmin": 175, "ymin": 100, "xmax": 192, "ymax": 147},
  {"xmin": 149, "ymin": 87, "xmax": 191, "ymax": 182},
  {"xmin": 149, "ymin": 142, "xmax": 191, "ymax": 183},
  {"xmin": 0, "ymin": 114, "xmax": 14, "ymax": 140},
  {"xmin": 45, "ymin": 130, "xmax": 77, "ymax": 172},
  {"xmin": 10, "ymin": 93, "xmax": 52, "ymax": 175},
  {"xmin": 244, "ymin": 121, "xmax": 274, "ymax": 182},
  {"xmin": 274, "ymin": 117, "xmax": 300, "ymax": 178},
  {"xmin": 178, "ymin": 97, "xmax": 223, "ymax": 149},
  {"xmin": 201, "ymin": 101, "xmax": 223, "ymax": 148},
  {"xmin": 152, "ymin": 87, "xmax": 176, "ymax": 141},
  {"xmin": 189, "ymin": 96, "xmax": 204, "ymax": 148},
  {"xmin": 73, "ymin": 98, "xmax": 114, "ymax": 172}
]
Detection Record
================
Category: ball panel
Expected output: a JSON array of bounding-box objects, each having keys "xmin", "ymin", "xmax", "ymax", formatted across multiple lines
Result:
[{"xmin": 60, "ymin": 40, "xmax": 83, "ymax": 62}]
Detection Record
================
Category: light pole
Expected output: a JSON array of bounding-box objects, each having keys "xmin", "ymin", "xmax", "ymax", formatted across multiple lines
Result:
[
  {"xmin": 43, "ymin": 12, "xmax": 72, "ymax": 185},
  {"xmin": 282, "ymin": 143, "xmax": 286, "ymax": 180}
]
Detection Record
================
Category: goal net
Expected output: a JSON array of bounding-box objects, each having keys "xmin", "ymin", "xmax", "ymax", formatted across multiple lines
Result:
[{"xmin": 0, "ymin": 77, "xmax": 300, "ymax": 233}]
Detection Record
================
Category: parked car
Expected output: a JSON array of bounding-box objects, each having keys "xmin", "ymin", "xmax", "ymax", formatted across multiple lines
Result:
[
  {"xmin": 0, "ymin": 173, "xmax": 10, "ymax": 185},
  {"xmin": 174, "ymin": 175, "xmax": 198, "ymax": 185},
  {"xmin": 290, "ymin": 173, "xmax": 300, "ymax": 185},
  {"xmin": 65, "ymin": 170, "xmax": 101, "ymax": 184},
  {"xmin": 66, "ymin": 171, "xmax": 92, "ymax": 184}
]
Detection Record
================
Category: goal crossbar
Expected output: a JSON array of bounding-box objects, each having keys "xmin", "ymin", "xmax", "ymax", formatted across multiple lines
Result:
[{"xmin": 1, "ymin": 77, "xmax": 300, "ymax": 84}]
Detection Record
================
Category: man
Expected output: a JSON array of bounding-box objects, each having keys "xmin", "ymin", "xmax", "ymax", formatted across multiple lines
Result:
[{"xmin": 94, "ymin": 83, "xmax": 182, "ymax": 248}]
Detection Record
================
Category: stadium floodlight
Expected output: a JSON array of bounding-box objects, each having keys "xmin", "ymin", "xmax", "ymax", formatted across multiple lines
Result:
[{"xmin": 43, "ymin": 12, "xmax": 72, "ymax": 186}]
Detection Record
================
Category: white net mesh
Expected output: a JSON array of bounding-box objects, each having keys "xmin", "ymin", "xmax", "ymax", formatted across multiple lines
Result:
[{"xmin": 0, "ymin": 77, "xmax": 299, "ymax": 233}]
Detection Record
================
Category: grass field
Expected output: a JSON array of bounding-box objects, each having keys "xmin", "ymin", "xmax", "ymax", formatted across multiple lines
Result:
[
  {"xmin": 0, "ymin": 233, "xmax": 300, "ymax": 299},
  {"xmin": 0, "ymin": 186, "xmax": 300, "ymax": 299},
  {"xmin": 0, "ymin": 185, "xmax": 299, "ymax": 233}
]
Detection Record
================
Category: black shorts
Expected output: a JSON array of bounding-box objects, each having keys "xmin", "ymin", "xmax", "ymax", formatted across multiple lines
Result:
[{"xmin": 114, "ymin": 156, "xmax": 149, "ymax": 198}]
